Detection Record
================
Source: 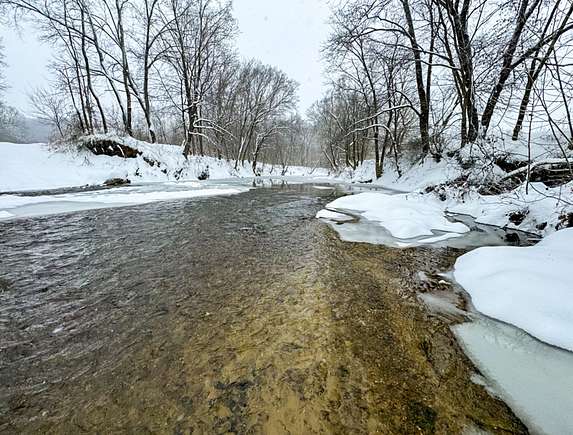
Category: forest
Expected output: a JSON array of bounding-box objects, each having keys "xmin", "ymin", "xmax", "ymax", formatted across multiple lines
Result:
[{"xmin": 0, "ymin": 0, "xmax": 572, "ymax": 180}]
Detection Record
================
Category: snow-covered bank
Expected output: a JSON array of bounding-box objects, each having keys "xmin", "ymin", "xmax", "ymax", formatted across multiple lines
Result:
[
  {"xmin": 336, "ymin": 157, "xmax": 463, "ymax": 192},
  {"xmin": 451, "ymin": 229, "xmax": 573, "ymax": 434},
  {"xmin": 338, "ymin": 156, "xmax": 573, "ymax": 237},
  {"xmin": 0, "ymin": 139, "xmax": 328, "ymax": 192},
  {"xmin": 454, "ymin": 228, "xmax": 573, "ymax": 352},
  {"xmin": 448, "ymin": 182, "xmax": 573, "ymax": 236}
]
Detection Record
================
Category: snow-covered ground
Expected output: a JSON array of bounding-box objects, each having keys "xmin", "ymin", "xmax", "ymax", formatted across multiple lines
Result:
[
  {"xmin": 337, "ymin": 156, "xmax": 573, "ymax": 237},
  {"xmin": 337, "ymin": 157, "xmax": 464, "ymax": 191},
  {"xmin": 454, "ymin": 228, "xmax": 573, "ymax": 352},
  {"xmin": 448, "ymin": 182, "xmax": 572, "ymax": 235}
]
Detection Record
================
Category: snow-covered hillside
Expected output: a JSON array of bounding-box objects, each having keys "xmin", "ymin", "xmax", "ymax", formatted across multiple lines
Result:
[{"xmin": 0, "ymin": 137, "xmax": 328, "ymax": 192}]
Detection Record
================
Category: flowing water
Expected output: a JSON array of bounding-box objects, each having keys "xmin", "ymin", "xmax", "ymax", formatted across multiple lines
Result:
[{"xmin": 0, "ymin": 182, "xmax": 527, "ymax": 434}]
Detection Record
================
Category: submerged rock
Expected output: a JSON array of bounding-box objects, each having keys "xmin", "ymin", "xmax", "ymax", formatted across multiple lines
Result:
[
  {"xmin": 0, "ymin": 277, "xmax": 11, "ymax": 292},
  {"xmin": 504, "ymin": 232, "xmax": 520, "ymax": 245}
]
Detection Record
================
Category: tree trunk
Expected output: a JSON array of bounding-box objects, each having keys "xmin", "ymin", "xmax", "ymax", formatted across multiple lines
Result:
[
  {"xmin": 512, "ymin": 2, "xmax": 573, "ymax": 140},
  {"xmin": 374, "ymin": 120, "xmax": 382, "ymax": 178},
  {"xmin": 481, "ymin": 0, "xmax": 541, "ymax": 135},
  {"xmin": 80, "ymin": 8, "xmax": 107, "ymax": 133},
  {"xmin": 402, "ymin": 0, "xmax": 430, "ymax": 154}
]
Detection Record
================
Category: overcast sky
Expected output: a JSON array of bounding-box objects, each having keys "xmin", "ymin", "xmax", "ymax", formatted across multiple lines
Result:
[{"xmin": 0, "ymin": 0, "xmax": 331, "ymax": 115}]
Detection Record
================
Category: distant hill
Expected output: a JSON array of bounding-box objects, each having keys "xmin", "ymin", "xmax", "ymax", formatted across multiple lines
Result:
[
  {"xmin": 0, "ymin": 110, "xmax": 53, "ymax": 143},
  {"xmin": 21, "ymin": 116, "xmax": 53, "ymax": 143}
]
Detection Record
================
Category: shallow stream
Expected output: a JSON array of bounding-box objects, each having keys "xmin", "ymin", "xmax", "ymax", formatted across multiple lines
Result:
[{"xmin": 0, "ymin": 181, "xmax": 542, "ymax": 433}]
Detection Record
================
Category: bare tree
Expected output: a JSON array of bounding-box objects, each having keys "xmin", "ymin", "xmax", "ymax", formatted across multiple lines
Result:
[
  {"xmin": 0, "ymin": 37, "xmax": 6, "ymax": 95},
  {"xmin": 29, "ymin": 86, "xmax": 68, "ymax": 138}
]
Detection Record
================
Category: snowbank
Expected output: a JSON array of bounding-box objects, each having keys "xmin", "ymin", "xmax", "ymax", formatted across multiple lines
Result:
[
  {"xmin": 340, "ymin": 155, "xmax": 572, "ymax": 236},
  {"xmin": 454, "ymin": 228, "xmax": 573, "ymax": 352},
  {"xmin": 322, "ymin": 192, "xmax": 469, "ymax": 240},
  {"xmin": 0, "ymin": 142, "xmax": 127, "ymax": 191},
  {"xmin": 0, "ymin": 138, "xmax": 328, "ymax": 192}
]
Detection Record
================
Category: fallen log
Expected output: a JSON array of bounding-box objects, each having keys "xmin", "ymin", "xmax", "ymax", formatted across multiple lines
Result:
[{"xmin": 480, "ymin": 158, "xmax": 573, "ymax": 194}]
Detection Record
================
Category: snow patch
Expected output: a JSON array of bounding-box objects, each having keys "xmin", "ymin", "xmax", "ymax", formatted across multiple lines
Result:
[{"xmin": 315, "ymin": 209, "xmax": 355, "ymax": 222}]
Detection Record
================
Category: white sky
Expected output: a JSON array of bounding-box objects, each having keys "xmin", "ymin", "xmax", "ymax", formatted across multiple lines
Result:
[
  {"xmin": 0, "ymin": 24, "xmax": 53, "ymax": 114},
  {"xmin": 0, "ymin": 0, "xmax": 331, "ymax": 115},
  {"xmin": 234, "ymin": 0, "xmax": 330, "ymax": 113}
]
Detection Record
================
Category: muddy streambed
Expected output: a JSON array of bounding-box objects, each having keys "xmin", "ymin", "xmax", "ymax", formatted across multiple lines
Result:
[{"xmin": 0, "ymin": 183, "xmax": 527, "ymax": 433}]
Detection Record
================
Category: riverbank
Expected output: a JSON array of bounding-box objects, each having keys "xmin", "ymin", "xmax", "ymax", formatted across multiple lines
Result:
[{"xmin": 338, "ymin": 156, "xmax": 573, "ymax": 238}]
